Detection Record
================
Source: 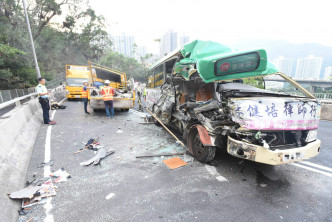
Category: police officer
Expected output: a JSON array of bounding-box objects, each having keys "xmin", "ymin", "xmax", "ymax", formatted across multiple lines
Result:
[
  {"xmin": 100, "ymin": 80, "xmax": 115, "ymax": 118},
  {"xmin": 36, "ymin": 78, "xmax": 56, "ymax": 125},
  {"xmin": 82, "ymin": 80, "xmax": 90, "ymax": 114}
]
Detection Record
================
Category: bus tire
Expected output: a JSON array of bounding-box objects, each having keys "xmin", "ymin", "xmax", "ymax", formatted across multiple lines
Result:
[{"xmin": 190, "ymin": 129, "xmax": 216, "ymax": 163}]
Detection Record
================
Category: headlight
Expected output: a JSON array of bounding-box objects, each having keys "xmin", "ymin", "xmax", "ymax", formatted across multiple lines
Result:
[{"xmin": 306, "ymin": 130, "xmax": 317, "ymax": 143}]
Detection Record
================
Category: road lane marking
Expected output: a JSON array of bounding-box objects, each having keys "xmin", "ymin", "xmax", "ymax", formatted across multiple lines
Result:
[
  {"xmin": 290, "ymin": 163, "xmax": 332, "ymax": 178},
  {"xmin": 44, "ymin": 110, "xmax": 56, "ymax": 222},
  {"xmin": 106, "ymin": 193, "xmax": 115, "ymax": 200},
  {"xmin": 205, "ymin": 165, "xmax": 228, "ymax": 182},
  {"xmin": 299, "ymin": 161, "xmax": 332, "ymax": 173}
]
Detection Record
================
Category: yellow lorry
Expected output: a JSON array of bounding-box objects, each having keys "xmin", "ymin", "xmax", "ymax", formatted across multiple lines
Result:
[
  {"xmin": 65, "ymin": 65, "xmax": 90, "ymax": 99},
  {"xmin": 87, "ymin": 62, "xmax": 135, "ymax": 111}
]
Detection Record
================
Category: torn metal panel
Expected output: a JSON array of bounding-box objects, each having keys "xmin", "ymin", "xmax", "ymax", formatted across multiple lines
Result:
[
  {"xmin": 80, "ymin": 148, "xmax": 115, "ymax": 166},
  {"xmin": 191, "ymin": 125, "xmax": 216, "ymax": 146},
  {"xmin": 229, "ymin": 97, "xmax": 321, "ymax": 130}
]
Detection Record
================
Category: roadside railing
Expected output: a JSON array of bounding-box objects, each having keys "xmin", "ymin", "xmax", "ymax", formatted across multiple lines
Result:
[
  {"xmin": 288, "ymin": 92, "xmax": 332, "ymax": 100},
  {"xmin": 0, "ymin": 75, "xmax": 66, "ymax": 105},
  {"xmin": 0, "ymin": 88, "xmax": 36, "ymax": 104}
]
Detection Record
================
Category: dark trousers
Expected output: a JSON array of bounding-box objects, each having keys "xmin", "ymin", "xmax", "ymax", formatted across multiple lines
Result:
[
  {"xmin": 39, "ymin": 98, "xmax": 50, "ymax": 124},
  {"xmin": 104, "ymin": 100, "xmax": 114, "ymax": 117},
  {"xmin": 83, "ymin": 98, "xmax": 88, "ymax": 113}
]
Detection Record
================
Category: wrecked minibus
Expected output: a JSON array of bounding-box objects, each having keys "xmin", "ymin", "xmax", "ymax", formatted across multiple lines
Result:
[
  {"xmin": 146, "ymin": 40, "xmax": 321, "ymax": 165},
  {"xmin": 87, "ymin": 62, "xmax": 135, "ymax": 112}
]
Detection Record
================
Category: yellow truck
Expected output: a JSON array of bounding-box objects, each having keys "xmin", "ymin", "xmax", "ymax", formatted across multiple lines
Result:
[
  {"xmin": 87, "ymin": 62, "xmax": 135, "ymax": 111},
  {"xmin": 65, "ymin": 65, "xmax": 90, "ymax": 99}
]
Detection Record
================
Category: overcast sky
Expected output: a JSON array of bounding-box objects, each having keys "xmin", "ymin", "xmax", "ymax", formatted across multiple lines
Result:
[{"xmin": 90, "ymin": 0, "xmax": 332, "ymax": 53}]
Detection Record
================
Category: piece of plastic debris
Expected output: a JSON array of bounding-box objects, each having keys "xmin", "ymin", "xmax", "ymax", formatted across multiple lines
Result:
[
  {"xmin": 116, "ymin": 130, "xmax": 123, "ymax": 134},
  {"xmin": 260, "ymin": 183, "xmax": 267, "ymax": 187},
  {"xmin": 37, "ymin": 160, "xmax": 54, "ymax": 168},
  {"xmin": 80, "ymin": 148, "xmax": 115, "ymax": 166},
  {"xmin": 22, "ymin": 178, "xmax": 56, "ymax": 208},
  {"xmin": 182, "ymin": 153, "xmax": 194, "ymax": 163},
  {"xmin": 50, "ymin": 169, "xmax": 71, "ymax": 183},
  {"xmin": 9, "ymin": 186, "xmax": 41, "ymax": 199},
  {"xmin": 163, "ymin": 157, "xmax": 188, "ymax": 170},
  {"xmin": 18, "ymin": 209, "xmax": 28, "ymax": 215},
  {"xmin": 105, "ymin": 193, "xmax": 115, "ymax": 200}
]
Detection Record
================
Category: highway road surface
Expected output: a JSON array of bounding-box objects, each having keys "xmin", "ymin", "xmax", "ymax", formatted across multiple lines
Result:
[{"xmin": 19, "ymin": 100, "xmax": 332, "ymax": 222}]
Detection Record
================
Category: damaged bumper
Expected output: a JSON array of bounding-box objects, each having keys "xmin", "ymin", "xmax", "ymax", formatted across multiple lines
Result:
[{"xmin": 227, "ymin": 136, "xmax": 321, "ymax": 165}]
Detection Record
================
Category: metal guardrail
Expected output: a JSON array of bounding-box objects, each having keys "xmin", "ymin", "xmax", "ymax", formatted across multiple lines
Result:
[
  {"xmin": 288, "ymin": 92, "xmax": 332, "ymax": 100},
  {"xmin": 0, "ymin": 75, "xmax": 66, "ymax": 105},
  {"xmin": 0, "ymin": 88, "xmax": 36, "ymax": 104}
]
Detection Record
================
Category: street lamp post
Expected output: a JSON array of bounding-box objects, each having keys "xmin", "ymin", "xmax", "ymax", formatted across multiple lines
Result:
[{"xmin": 22, "ymin": 0, "xmax": 41, "ymax": 79}]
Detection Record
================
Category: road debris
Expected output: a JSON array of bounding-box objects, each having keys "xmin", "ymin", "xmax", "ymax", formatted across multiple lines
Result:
[
  {"xmin": 75, "ymin": 138, "xmax": 103, "ymax": 154},
  {"xmin": 51, "ymin": 102, "xmax": 67, "ymax": 110},
  {"xmin": 163, "ymin": 157, "xmax": 188, "ymax": 170},
  {"xmin": 116, "ymin": 130, "xmax": 123, "ymax": 133},
  {"xmin": 9, "ymin": 186, "xmax": 41, "ymax": 199},
  {"xmin": 21, "ymin": 178, "xmax": 56, "ymax": 208},
  {"xmin": 18, "ymin": 209, "xmax": 28, "ymax": 216},
  {"xmin": 136, "ymin": 153, "xmax": 185, "ymax": 158},
  {"xmin": 106, "ymin": 193, "xmax": 115, "ymax": 200},
  {"xmin": 50, "ymin": 168, "xmax": 71, "ymax": 183},
  {"xmin": 37, "ymin": 160, "xmax": 54, "ymax": 168},
  {"xmin": 80, "ymin": 148, "xmax": 115, "ymax": 166}
]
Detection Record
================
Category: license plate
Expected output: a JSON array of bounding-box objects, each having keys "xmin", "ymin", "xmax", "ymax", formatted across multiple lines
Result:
[
  {"xmin": 75, "ymin": 95, "xmax": 80, "ymax": 98},
  {"xmin": 283, "ymin": 152, "xmax": 303, "ymax": 162}
]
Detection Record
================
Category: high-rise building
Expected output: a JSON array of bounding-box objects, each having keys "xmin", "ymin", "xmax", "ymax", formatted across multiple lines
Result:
[
  {"xmin": 324, "ymin": 66, "xmax": 332, "ymax": 80},
  {"xmin": 112, "ymin": 33, "xmax": 135, "ymax": 58},
  {"xmin": 273, "ymin": 56, "xmax": 294, "ymax": 77},
  {"xmin": 179, "ymin": 34, "xmax": 190, "ymax": 46},
  {"xmin": 161, "ymin": 30, "xmax": 178, "ymax": 56},
  {"xmin": 135, "ymin": 46, "xmax": 147, "ymax": 61},
  {"xmin": 295, "ymin": 55, "xmax": 323, "ymax": 79}
]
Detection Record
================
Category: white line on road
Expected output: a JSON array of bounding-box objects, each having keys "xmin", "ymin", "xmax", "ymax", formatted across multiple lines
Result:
[
  {"xmin": 299, "ymin": 161, "xmax": 332, "ymax": 173},
  {"xmin": 205, "ymin": 165, "xmax": 228, "ymax": 182},
  {"xmin": 290, "ymin": 163, "xmax": 332, "ymax": 178},
  {"xmin": 106, "ymin": 193, "xmax": 115, "ymax": 200},
  {"xmin": 44, "ymin": 110, "xmax": 56, "ymax": 222}
]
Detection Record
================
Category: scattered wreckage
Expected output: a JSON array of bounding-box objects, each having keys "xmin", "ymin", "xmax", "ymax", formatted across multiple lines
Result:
[{"xmin": 146, "ymin": 40, "xmax": 321, "ymax": 165}]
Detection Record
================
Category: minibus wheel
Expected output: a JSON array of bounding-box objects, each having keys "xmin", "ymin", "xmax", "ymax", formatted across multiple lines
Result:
[{"xmin": 189, "ymin": 128, "xmax": 216, "ymax": 163}]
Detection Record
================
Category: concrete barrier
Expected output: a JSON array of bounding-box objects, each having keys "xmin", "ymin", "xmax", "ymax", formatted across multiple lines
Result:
[
  {"xmin": 321, "ymin": 103, "xmax": 332, "ymax": 121},
  {"xmin": 0, "ymin": 90, "xmax": 66, "ymax": 221},
  {"xmin": 0, "ymin": 99, "xmax": 42, "ymax": 221}
]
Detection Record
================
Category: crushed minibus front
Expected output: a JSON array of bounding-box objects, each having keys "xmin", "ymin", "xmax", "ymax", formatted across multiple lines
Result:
[{"xmin": 146, "ymin": 40, "xmax": 321, "ymax": 165}]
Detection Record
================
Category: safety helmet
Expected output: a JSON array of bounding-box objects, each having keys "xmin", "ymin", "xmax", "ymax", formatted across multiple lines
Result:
[
  {"xmin": 83, "ymin": 80, "xmax": 88, "ymax": 83},
  {"xmin": 105, "ymin": 80, "xmax": 110, "ymax": 84}
]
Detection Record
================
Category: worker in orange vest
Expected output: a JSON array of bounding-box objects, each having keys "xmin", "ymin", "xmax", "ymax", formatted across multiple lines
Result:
[
  {"xmin": 82, "ymin": 80, "xmax": 90, "ymax": 114},
  {"xmin": 100, "ymin": 80, "xmax": 115, "ymax": 118}
]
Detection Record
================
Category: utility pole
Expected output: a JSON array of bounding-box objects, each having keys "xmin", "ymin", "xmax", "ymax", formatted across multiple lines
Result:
[{"xmin": 22, "ymin": 0, "xmax": 41, "ymax": 78}]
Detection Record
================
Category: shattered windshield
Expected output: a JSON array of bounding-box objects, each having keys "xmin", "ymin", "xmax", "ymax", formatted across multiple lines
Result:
[{"xmin": 222, "ymin": 75, "xmax": 309, "ymax": 98}]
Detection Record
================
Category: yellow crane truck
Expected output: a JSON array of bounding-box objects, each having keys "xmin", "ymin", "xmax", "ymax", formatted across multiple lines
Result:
[
  {"xmin": 87, "ymin": 62, "xmax": 135, "ymax": 112},
  {"xmin": 65, "ymin": 65, "xmax": 90, "ymax": 100}
]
